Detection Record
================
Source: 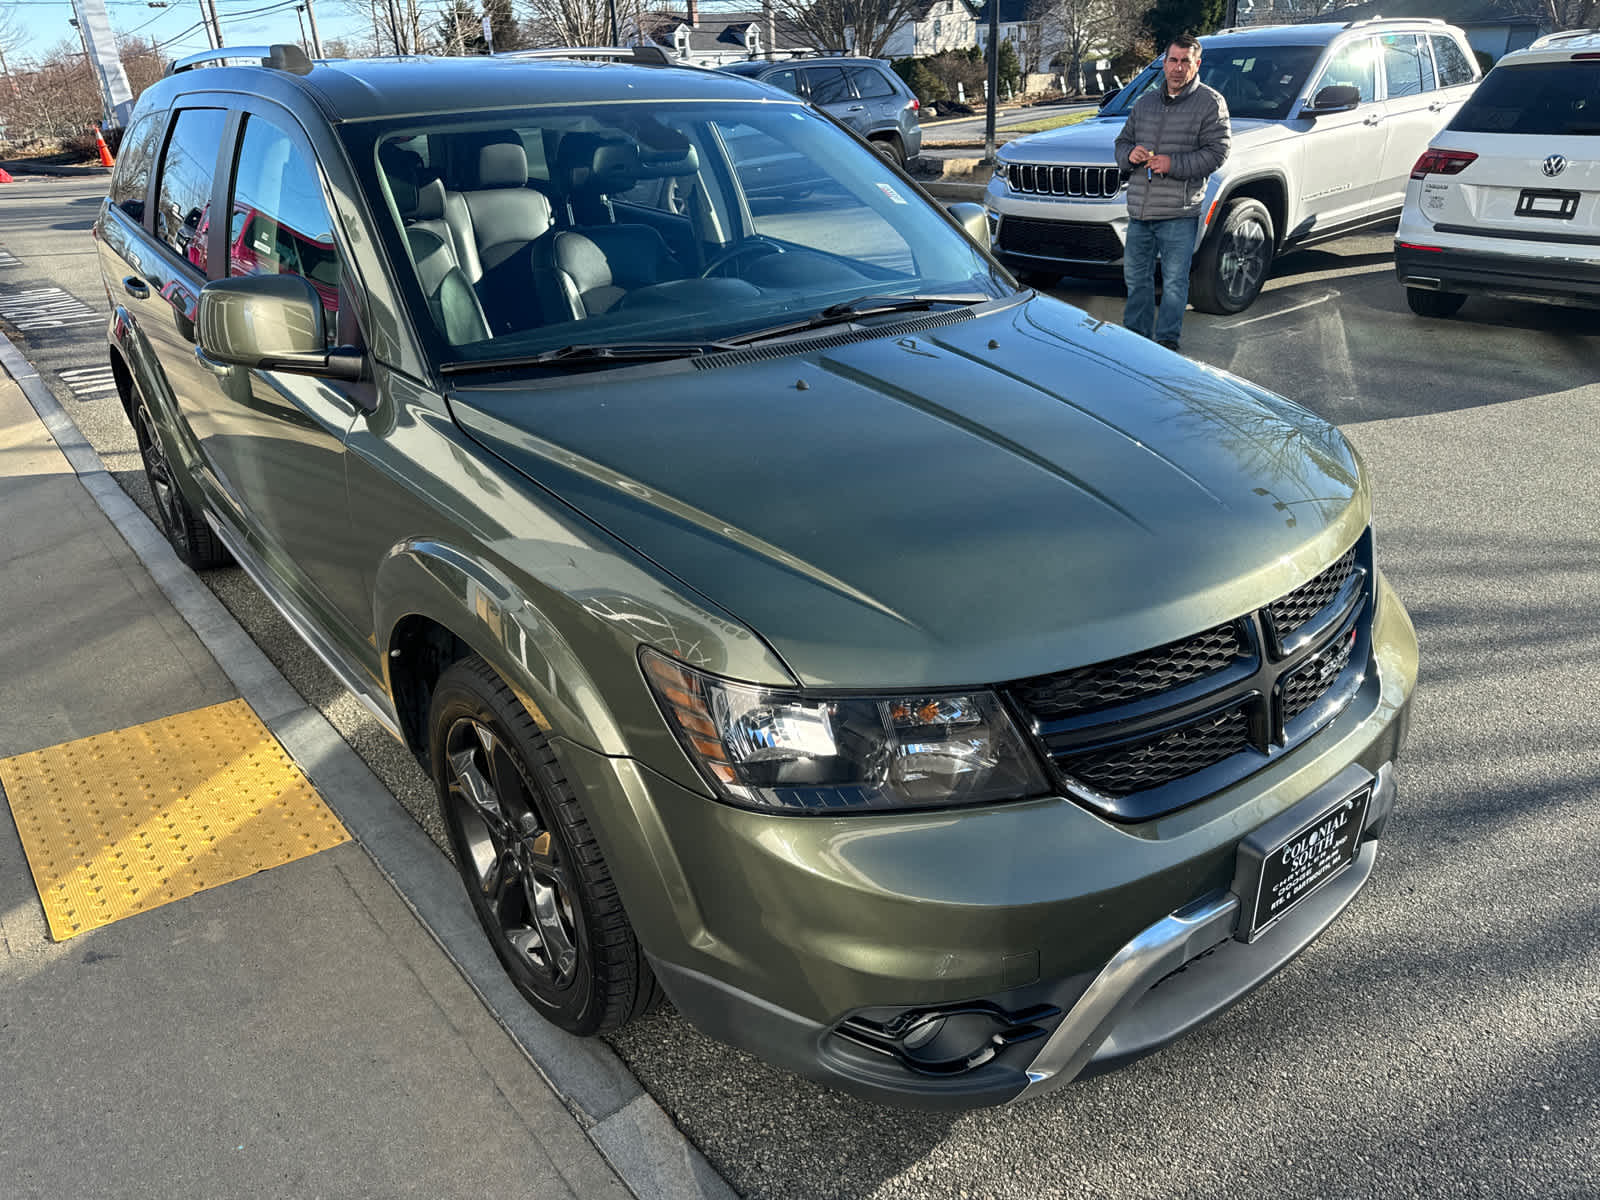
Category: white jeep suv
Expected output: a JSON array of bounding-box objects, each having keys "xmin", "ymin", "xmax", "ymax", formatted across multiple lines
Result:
[
  {"xmin": 987, "ymin": 19, "xmax": 1480, "ymax": 313},
  {"xmin": 1395, "ymin": 30, "xmax": 1600, "ymax": 318}
]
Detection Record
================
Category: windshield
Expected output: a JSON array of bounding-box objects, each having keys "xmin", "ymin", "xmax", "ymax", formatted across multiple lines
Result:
[
  {"xmin": 350, "ymin": 100, "xmax": 1009, "ymax": 366},
  {"xmin": 1449, "ymin": 61, "xmax": 1600, "ymax": 135},
  {"xmin": 1103, "ymin": 44, "xmax": 1323, "ymax": 121}
]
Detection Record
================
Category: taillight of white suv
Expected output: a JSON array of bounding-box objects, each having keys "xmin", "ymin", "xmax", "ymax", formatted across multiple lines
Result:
[{"xmin": 1410, "ymin": 149, "xmax": 1478, "ymax": 179}]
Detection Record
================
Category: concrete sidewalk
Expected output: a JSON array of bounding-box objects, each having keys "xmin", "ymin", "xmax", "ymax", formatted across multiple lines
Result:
[{"xmin": 0, "ymin": 348, "xmax": 728, "ymax": 1197}]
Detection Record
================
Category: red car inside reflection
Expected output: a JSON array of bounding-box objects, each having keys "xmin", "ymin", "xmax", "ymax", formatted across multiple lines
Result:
[{"xmin": 183, "ymin": 203, "xmax": 340, "ymax": 316}]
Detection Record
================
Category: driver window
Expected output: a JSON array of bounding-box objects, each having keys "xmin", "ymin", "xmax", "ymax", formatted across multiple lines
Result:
[
  {"xmin": 228, "ymin": 114, "xmax": 341, "ymax": 344},
  {"xmin": 1314, "ymin": 40, "xmax": 1377, "ymax": 104}
]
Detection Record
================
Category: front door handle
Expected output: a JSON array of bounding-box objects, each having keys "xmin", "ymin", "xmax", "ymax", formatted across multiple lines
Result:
[{"xmin": 122, "ymin": 275, "xmax": 149, "ymax": 300}]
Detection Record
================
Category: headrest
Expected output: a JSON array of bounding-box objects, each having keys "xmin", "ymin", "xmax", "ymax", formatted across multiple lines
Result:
[
  {"xmin": 477, "ymin": 140, "xmax": 528, "ymax": 188},
  {"xmin": 556, "ymin": 133, "xmax": 639, "ymax": 195},
  {"xmin": 414, "ymin": 178, "xmax": 446, "ymax": 220},
  {"xmin": 391, "ymin": 174, "xmax": 418, "ymax": 217}
]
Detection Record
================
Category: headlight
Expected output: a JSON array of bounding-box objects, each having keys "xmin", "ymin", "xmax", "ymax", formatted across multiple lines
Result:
[{"xmin": 641, "ymin": 649, "xmax": 1049, "ymax": 813}]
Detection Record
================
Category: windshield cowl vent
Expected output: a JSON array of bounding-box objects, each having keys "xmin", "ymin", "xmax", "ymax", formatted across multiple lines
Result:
[{"xmin": 693, "ymin": 307, "xmax": 976, "ymax": 369}]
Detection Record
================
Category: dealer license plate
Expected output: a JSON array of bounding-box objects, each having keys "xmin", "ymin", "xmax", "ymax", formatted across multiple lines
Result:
[
  {"xmin": 1516, "ymin": 188, "xmax": 1579, "ymax": 220},
  {"xmin": 1233, "ymin": 782, "xmax": 1371, "ymax": 942}
]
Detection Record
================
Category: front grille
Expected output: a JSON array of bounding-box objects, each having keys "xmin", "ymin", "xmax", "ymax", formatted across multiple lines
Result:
[
  {"xmin": 1002, "ymin": 532, "xmax": 1373, "ymax": 820},
  {"xmin": 1006, "ymin": 163, "xmax": 1126, "ymax": 199},
  {"xmin": 1062, "ymin": 706, "xmax": 1251, "ymax": 795},
  {"xmin": 1281, "ymin": 627, "xmax": 1357, "ymax": 724},
  {"xmin": 1269, "ymin": 546, "xmax": 1357, "ymax": 642},
  {"xmin": 1009, "ymin": 622, "xmax": 1245, "ymax": 721},
  {"xmin": 997, "ymin": 217, "xmax": 1123, "ymax": 263}
]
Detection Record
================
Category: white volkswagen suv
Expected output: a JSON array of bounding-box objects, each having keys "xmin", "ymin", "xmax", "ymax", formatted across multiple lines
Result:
[
  {"xmin": 987, "ymin": 18, "xmax": 1480, "ymax": 313},
  {"xmin": 1395, "ymin": 31, "xmax": 1600, "ymax": 318}
]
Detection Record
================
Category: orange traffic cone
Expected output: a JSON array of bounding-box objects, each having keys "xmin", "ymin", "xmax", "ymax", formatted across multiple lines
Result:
[
  {"xmin": 0, "ymin": 168, "xmax": 12, "ymax": 183},
  {"xmin": 93, "ymin": 126, "xmax": 114, "ymax": 168}
]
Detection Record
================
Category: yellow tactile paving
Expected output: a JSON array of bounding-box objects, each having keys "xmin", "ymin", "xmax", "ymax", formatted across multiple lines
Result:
[{"xmin": 0, "ymin": 699, "xmax": 348, "ymax": 940}]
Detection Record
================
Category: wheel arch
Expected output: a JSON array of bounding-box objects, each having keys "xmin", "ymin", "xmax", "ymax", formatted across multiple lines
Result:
[{"xmin": 1207, "ymin": 174, "xmax": 1288, "ymax": 254}]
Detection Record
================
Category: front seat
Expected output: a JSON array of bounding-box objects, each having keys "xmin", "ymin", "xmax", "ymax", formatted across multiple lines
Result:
[{"xmin": 551, "ymin": 133, "xmax": 679, "ymax": 292}]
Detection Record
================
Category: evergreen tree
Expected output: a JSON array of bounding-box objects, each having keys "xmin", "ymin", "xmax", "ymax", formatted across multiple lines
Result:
[{"xmin": 1144, "ymin": 0, "xmax": 1226, "ymax": 47}]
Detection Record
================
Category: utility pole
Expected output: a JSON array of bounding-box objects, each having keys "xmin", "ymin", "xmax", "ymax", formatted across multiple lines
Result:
[
  {"xmin": 302, "ymin": 0, "xmax": 325, "ymax": 55},
  {"xmin": 982, "ymin": 0, "xmax": 1000, "ymax": 166},
  {"xmin": 386, "ymin": 0, "xmax": 404, "ymax": 54},
  {"xmin": 198, "ymin": 0, "xmax": 223, "ymax": 48},
  {"xmin": 763, "ymin": 0, "xmax": 774, "ymax": 60}
]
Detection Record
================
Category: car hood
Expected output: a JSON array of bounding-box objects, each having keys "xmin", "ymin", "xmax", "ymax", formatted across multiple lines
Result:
[
  {"xmin": 447, "ymin": 297, "xmax": 1367, "ymax": 689},
  {"xmin": 1003, "ymin": 115, "xmax": 1291, "ymax": 161}
]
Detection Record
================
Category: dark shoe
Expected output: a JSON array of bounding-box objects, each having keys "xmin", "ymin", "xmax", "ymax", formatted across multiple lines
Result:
[{"xmin": 1158, "ymin": 338, "xmax": 1182, "ymax": 352}]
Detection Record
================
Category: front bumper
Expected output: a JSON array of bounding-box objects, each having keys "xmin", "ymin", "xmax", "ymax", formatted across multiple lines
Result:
[
  {"xmin": 986, "ymin": 175, "xmax": 1129, "ymax": 273},
  {"xmin": 560, "ymin": 573, "xmax": 1417, "ymax": 1108}
]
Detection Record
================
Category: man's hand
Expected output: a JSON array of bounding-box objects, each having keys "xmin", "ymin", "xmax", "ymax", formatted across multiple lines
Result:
[
  {"xmin": 1148, "ymin": 153, "xmax": 1173, "ymax": 175},
  {"xmin": 1128, "ymin": 144, "xmax": 1151, "ymax": 165}
]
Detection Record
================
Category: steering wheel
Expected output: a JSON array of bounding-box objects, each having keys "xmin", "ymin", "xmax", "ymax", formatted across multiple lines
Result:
[{"xmin": 700, "ymin": 236, "xmax": 784, "ymax": 279}]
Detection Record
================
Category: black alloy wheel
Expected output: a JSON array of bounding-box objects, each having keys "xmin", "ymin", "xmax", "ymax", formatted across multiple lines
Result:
[
  {"xmin": 129, "ymin": 384, "xmax": 231, "ymax": 569},
  {"xmin": 1405, "ymin": 287, "xmax": 1467, "ymax": 318},
  {"xmin": 1190, "ymin": 197, "xmax": 1275, "ymax": 315},
  {"xmin": 428, "ymin": 655, "xmax": 659, "ymax": 1036}
]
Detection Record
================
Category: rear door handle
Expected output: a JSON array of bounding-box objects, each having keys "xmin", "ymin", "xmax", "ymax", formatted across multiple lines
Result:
[{"xmin": 122, "ymin": 275, "xmax": 149, "ymax": 300}]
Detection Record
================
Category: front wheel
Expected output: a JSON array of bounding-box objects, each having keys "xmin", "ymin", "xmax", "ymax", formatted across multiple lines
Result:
[
  {"xmin": 130, "ymin": 382, "xmax": 231, "ymax": 569},
  {"xmin": 1190, "ymin": 197, "xmax": 1274, "ymax": 315},
  {"xmin": 1405, "ymin": 287, "xmax": 1466, "ymax": 318},
  {"xmin": 428, "ymin": 655, "xmax": 660, "ymax": 1036}
]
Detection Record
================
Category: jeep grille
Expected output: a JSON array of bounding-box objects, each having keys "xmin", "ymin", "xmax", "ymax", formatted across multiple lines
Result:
[{"xmin": 1006, "ymin": 163, "xmax": 1126, "ymax": 198}]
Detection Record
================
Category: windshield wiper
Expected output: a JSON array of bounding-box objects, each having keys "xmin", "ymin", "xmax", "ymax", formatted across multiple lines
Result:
[
  {"xmin": 441, "ymin": 340, "xmax": 737, "ymax": 374},
  {"xmin": 726, "ymin": 294, "xmax": 987, "ymax": 346}
]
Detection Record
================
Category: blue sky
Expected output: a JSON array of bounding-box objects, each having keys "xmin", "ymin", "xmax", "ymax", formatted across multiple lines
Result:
[{"xmin": 3, "ymin": 0, "xmax": 375, "ymax": 65}]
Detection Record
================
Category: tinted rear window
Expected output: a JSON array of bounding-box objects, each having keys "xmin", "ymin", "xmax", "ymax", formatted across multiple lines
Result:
[{"xmin": 1450, "ymin": 61, "xmax": 1600, "ymax": 135}]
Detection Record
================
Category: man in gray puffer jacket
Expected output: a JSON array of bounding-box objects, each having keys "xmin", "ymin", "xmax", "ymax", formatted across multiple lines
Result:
[{"xmin": 1113, "ymin": 34, "xmax": 1231, "ymax": 351}]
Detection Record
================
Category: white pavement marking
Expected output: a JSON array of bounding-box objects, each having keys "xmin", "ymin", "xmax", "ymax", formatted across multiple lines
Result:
[
  {"xmin": 1218, "ymin": 290, "xmax": 1339, "ymax": 329},
  {"xmin": 57, "ymin": 364, "xmax": 118, "ymax": 398},
  {"xmin": 0, "ymin": 286, "xmax": 103, "ymax": 330},
  {"xmin": 0, "ymin": 248, "xmax": 20, "ymax": 268}
]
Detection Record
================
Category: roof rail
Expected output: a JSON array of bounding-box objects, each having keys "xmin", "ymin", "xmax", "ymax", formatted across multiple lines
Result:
[
  {"xmin": 1343, "ymin": 15, "xmax": 1445, "ymax": 28},
  {"xmin": 167, "ymin": 42, "xmax": 314, "ymax": 76},
  {"xmin": 492, "ymin": 45, "xmax": 676, "ymax": 66}
]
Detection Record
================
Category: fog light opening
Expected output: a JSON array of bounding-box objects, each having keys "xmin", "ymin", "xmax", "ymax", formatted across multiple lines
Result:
[{"xmin": 834, "ymin": 1001, "xmax": 1062, "ymax": 1077}]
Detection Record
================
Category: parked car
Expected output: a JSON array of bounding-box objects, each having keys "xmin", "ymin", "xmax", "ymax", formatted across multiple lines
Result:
[
  {"xmin": 96, "ymin": 43, "xmax": 1416, "ymax": 1109},
  {"xmin": 719, "ymin": 56, "xmax": 923, "ymax": 165},
  {"xmin": 1395, "ymin": 29, "xmax": 1600, "ymax": 317},
  {"xmin": 987, "ymin": 18, "xmax": 1481, "ymax": 313}
]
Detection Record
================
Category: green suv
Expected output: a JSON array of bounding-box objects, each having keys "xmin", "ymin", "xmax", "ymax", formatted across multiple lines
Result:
[{"xmin": 95, "ymin": 44, "xmax": 1417, "ymax": 1109}]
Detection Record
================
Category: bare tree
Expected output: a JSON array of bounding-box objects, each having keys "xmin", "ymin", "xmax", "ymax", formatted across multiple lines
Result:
[
  {"xmin": 767, "ymin": 0, "xmax": 929, "ymax": 58},
  {"xmin": 339, "ymin": 0, "xmax": 430, "ymax": 54},
  {"xmin": 1544, "ymin": 0, "xmax": 1599, "ymax": 29},
  {"xmin": 1030, "ymin": 0, "xmax": 1139, "ymax": 92},
  {"xmin": 520, "ymin": 0, "xmax": 654, "ymax": 47}
]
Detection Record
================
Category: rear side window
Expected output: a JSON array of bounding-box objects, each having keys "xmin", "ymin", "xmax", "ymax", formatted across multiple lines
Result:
[
  {"xmin": 108, "ymin": 114, "xmax": 163, "ymax": 222},
  {"xmin": 1381, "ymin": 33, "xmax": 1435, "ymax": 98},
  {"xmin": 155, "ymin": 107, "xmax": 227, "ymax": 260},
  {"xmin": 805, "ymin": 67, "xmax": 852, "ymax": 105},
  {"xmin": 1431, "ymin": 36, "xmax": 1476, "ymax": 87},
  {"xmin": 1449, "ymin": 62, "xmax": 1600, "ymax": 135},
  {"xmin": 227, "ymin": 113, "xmax": 341, "ymax": 343},
  {"xmin": 762, "ymin": 68, "xmax": 800, "ymax": 95},
  {"xmin": 849, "ymin": 66, "xmax": 896, "ymax": 99}
]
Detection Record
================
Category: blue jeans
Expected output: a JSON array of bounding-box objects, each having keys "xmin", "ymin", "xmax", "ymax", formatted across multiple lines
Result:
[{"xmin": 1123, "ymin": 216, "xmax": 1197, "ymax": 344}]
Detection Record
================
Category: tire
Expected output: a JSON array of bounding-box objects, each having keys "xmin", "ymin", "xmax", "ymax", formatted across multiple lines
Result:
[
  {"xmin": 428, "ymin": 655, "xmax": 660, "ymax": 1036},
  {"xmin": 129, "ymin": 382, "xmax": 231, "ymax": 569},
  {"xmin": 1190, "ymin": 197, "xmax": 1275, "ymax": 315},
  {"xmin": 1406, "ymin": 287, "xmax": 1466, "ymax": 318},
  {"xmin": 873, "ymin": 136, "xmax": 906, "ymax": 167}
]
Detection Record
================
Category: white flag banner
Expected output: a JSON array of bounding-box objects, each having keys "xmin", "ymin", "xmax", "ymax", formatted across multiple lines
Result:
[{"xmin": 72, "ymin": 0, "xmax": 135, "ymax": 128}]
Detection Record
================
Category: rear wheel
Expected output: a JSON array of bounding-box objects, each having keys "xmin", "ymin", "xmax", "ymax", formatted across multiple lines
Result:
[
  {"xmin": 1190, "ymin": 197, "xmax": 1274, "ymax": 315},
  {"xmin": 1405, "ymin": 288, "xmax": 1466, "ymax": 318},
  {"xmin": 873, "ymin": 136, "xmax": 906, "ymax": 167},
  {"xmin": 429, "ymin": 654, "xmax": 660, "ymax": 1036},
  {"xmin": 130, "ymin": 382, "xmax": 230, "ymax": 569}
]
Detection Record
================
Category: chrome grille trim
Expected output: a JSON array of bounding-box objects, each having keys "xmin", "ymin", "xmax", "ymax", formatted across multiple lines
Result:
[{"xmin": 1006, "ymin": 162, "xmax": 1126, "ymax": 198}]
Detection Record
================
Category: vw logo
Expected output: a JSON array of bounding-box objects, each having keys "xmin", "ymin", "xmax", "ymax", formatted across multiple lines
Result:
[{"xmin": 1543, "ymin": 154, "xmax": 1567, "ymax": 178}]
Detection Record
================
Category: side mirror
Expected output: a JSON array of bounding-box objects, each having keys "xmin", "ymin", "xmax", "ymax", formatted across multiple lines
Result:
[
  {"xmin": 946, "ymin": 201, "xmax": 991, "ymax": 247},
  {"xmin": 196, "ymin": 273, "xmax": 364, "ymax": 382},
  {"xmin": 1099, "ymin": 88, "xmax": 1120, "ymax": 109},
  {"xmin": 1303, "ymin": 84, "xmax": 1360, "ymax": 116}
]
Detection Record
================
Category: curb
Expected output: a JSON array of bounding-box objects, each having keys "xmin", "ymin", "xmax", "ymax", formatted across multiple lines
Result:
[
  {"xmin": 0, "ymin": 158, "xmax": 111, "ymax": 178},
  {"xmin": 0, "ymin": 329, "xmax": 735, "ymax": 1200}
]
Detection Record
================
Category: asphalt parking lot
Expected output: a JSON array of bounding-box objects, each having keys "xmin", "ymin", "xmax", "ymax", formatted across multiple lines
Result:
[{"xmin": 3, "ymin": 174, "xmax": 1598, "ymax": 1198}]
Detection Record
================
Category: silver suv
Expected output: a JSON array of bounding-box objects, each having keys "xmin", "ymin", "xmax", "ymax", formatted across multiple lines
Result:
[
  {"xmin": 987, "ymin": 19, "xmax": 1480, "ymax": 312},
  {"xmin": 719, "ymin": 56, "xmax": 923, "ymax": 165}
]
